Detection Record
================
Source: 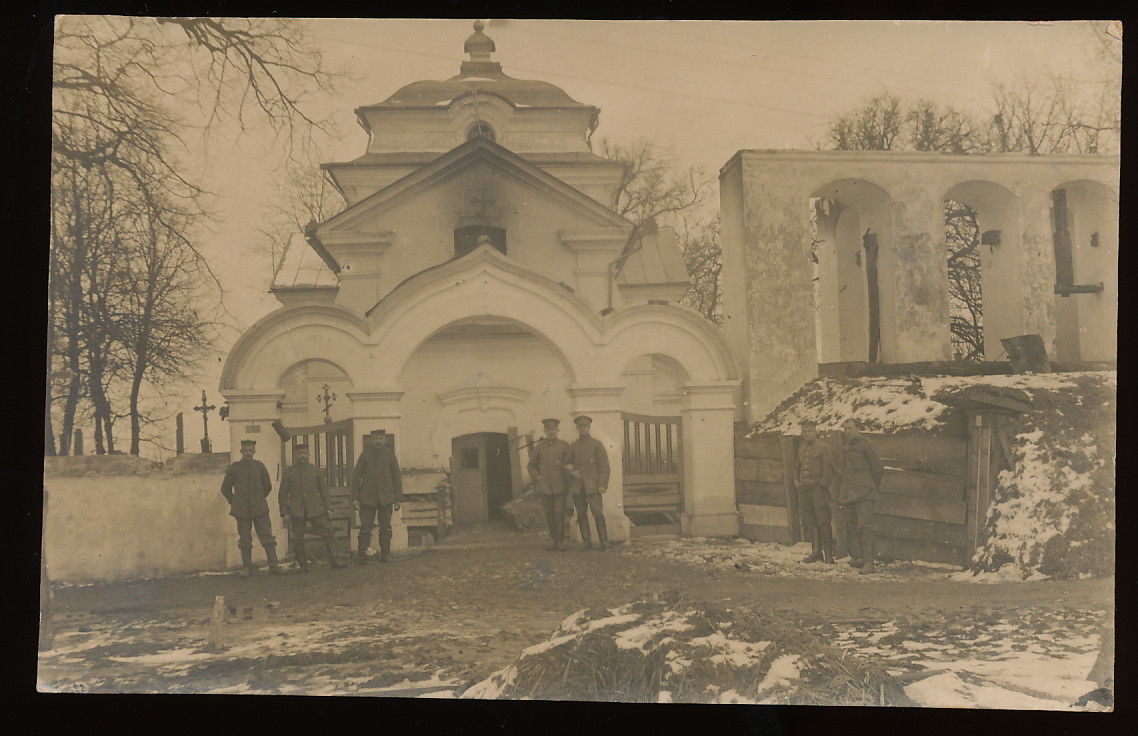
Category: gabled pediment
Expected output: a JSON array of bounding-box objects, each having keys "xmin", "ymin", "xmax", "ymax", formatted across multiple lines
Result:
[{"xmin": 315, "ymin": 137, "xmax": 633, "ymax": 247}]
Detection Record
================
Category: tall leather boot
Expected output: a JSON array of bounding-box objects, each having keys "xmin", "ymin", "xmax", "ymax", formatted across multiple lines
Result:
[
  {"xmin": 357, "ymin": 532, "xmax": 371, "ymax": 565},
  {"xmin": 265, "ymin": 544, "xmax": 285, "ymax": 575},
  {"xmin": 858, "ymin": 530, "xmax": 877, "ymax": 574},
  {"xmin": 846, "ymin": 523, "xmax": 863, "ymax": 568},
  {"xmin": 595, "ymin": 512, "xmax": 608, "ymax": 551},
  {"xmin": 379, "ymin": 531, "xmax": 392, "ymax": 563},
  {"xmin": 578, "ymin": 514, "xmax": 593, "ymax": 550},
  {"xmin": 294, "ymin": 537, "xmax": 310, "ymax": 573},
  {"xmin": 239, "ymin": 547, "xmax": 255, "ymax": 577},
  {"xmin": 802, "ymin": 527, "xmax": 823, "ymax": 563},
  {"xmin": 819, "ymin": 526, "xmax": 835, "ymax": 564}
]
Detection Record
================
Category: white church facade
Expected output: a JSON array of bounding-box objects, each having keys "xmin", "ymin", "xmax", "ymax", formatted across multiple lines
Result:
[{"xmin": 220, "ymin": 22, "xmax": 741, "ymax": 549}]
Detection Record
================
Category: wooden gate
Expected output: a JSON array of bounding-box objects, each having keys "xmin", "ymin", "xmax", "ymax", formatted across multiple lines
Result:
[
  {"xmin": 281, "ymin": 419, "xmax": 355, "ymax": 558},
  {"xmin": 622, "ymin": 413, "xmax": 683, "ymax": 537}
]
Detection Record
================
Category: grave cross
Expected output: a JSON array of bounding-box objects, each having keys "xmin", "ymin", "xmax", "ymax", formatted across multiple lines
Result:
[
  {"xmin": 316, "ymin": 384, "xmax": 337, "ymax": 424},
  {"xmin": 194, "ymin": 390, "xmax": 216, "ymax": 452}
]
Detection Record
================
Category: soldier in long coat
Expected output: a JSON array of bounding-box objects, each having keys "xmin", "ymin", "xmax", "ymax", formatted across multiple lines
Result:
[
  {"xmin": 350, "ymin": 429, "xmax": 404, "ymax": 563},
  {"xmin": 796, "ymin": 421, "xmax": 837, "ymax": 564},
  {"xmin": 834, "ymin": 418, "xmax": 884, "ymax": 574},
  {"xmin": 279, "ymin": 443, "xmax": 345, "ymax": 571},
  {"xmin": 566, "ymin": 415, "xmax": 610, "ymax": 550},
  {"xmin": 527, "ymin": 418, "xmax": 572, "ymax": 551},
  {"xmin": 220, "ymin": 439, "xmax": 284, "ymax": 576}
]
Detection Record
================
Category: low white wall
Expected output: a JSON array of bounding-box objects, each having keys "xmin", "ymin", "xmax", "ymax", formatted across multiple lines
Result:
[{"xmin": 43, "ymin": 455, "xmax": 238, "ymax": 582}]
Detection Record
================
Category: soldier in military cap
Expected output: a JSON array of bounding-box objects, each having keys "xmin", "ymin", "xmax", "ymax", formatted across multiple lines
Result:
[
  {"xmin": 796, "ymin": 420, "xmax": 837, "ymax": 564},
  {"xmin": 835, "ymin": 418, "xmax": 885, "ymax": 574},
  {"xmin": 350, "ymin": 429, "xmax": 404, "ymax": 564},
  {"xmin": 566, "ymin": 415, "xmax": 610, "ymax": 550},
  {"xmin": 220, "ymin": 439, "xmax": 284, "ymax": 577},
  {"xmin": 279, "ymin": 443, "xmax": 346, "ymax": 572},
  {"xmin": 527, "ymin": 418, "xmax": 571, "ymax": 551}
]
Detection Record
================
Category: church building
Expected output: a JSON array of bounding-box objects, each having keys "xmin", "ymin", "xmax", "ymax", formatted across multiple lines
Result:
[{"xmin": 220, "ymin": 22, "xmax": 742, "ymax": 549}]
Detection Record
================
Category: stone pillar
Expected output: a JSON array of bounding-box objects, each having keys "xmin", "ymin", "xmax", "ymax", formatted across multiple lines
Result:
[
  {"xmin": 567, "ymin": 385, "xmax": 630, "ymax": 543},
  {"xmin": 888, "ymin": 185, "xmax": 953, "ymax": 362},
  {"xmin": 559, "ymin": 229, "xmax": 628, "ymax": 312},
  {"xmin": 1018, "ymin": 185, "xmax": 1060, "ymax": 358},
  {"xmin": 738, "ymin": 187, "xmax": 818, "ymax": 421},
  {"xmin": 680, "ymin": 382, "xmax": 740, "ymax": 538},
  {"xmin": 347, "ymin": 389, "xmax": 409, "ymax": 552},
  {"xmin": 222, "ymin": 392, "xmax": 285, "ymax": 568}
]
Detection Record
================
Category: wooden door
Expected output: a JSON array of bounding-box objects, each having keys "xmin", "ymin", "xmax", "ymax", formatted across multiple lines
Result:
[
  {"xmin": 452, "ymin": 434, "xmax": 489, "ymax": 523},
  {"xmin": 484, "ymin": 434, "xmax": 513, "ymax": 519}
]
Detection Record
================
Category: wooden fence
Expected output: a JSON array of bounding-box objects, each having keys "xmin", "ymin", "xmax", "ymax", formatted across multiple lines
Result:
[{"xmin": 736, "ymin": 424, "xmax": 972, "ymax": 565}]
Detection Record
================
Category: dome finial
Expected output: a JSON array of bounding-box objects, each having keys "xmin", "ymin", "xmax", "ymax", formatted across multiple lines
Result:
[{"xmin": 464, "ymin": 20, "xmax": 496, "ymax": 61}]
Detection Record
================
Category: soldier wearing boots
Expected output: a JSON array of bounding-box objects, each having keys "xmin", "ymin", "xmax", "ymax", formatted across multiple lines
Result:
[
  {"xmin": 566, "ymin": 415, "xmax": 610, "ymax": 551},
  {"xmin": 527, "ymin": 418, "xmax": 571, "ymax": 551},
  {"xmin": 796, "ymin": 421, "xmax": 836, "ymax": 564},
  {"xmin": 220, "ymin": 440, "xmax": 284, "ymax": 577},
  {"xmin": 350, "ymin": 430, "xmax": 403, "ymax": 564},
  {"xmin": 279, "ymin": 443, "xmax": 346, "ymax": 572},
  {"xmin": 834, "ymin": 419, "xmax": 884, "ymax": 574}
]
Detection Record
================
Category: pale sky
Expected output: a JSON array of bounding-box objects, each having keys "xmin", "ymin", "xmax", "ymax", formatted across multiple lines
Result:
[{"xmin": 160, "ymin": 19, "xmax": 1115, "ymax": 455}]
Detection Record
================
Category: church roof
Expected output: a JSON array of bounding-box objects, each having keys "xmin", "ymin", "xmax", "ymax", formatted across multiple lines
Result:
[
  {"xmin": 271, "ymin": 232, "xmax": 338, "ymax": 290},
  {"xmin": 617, "ymin": 226, "xmax": 691, "ymax": 287},
  {"xmin": 324, "ymin": 150, "xmax": 617, "ymax": 168},
  {"xmin": 361, "ymin": 21, "xmax": 592, "ymax": 111}
]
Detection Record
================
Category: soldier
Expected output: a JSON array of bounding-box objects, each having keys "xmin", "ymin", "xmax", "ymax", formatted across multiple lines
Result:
[
  {"xmin": 220, "ymin": 439, "xmax": 284, "ymax": 577},
  {"xmin": 350, "ymin": 429, "xmax": 404, "ymax": 564},
  {"xmin": 834, "ymin": 418, "xmax": 884, "ymax": 574},
  {"xmin": 527, "ymin": 418, "xmax": 572, "ymax": 551},
  {"xmin": 566, "ymin": 415, "xmax": 610, "ymax": 551},
  {"xmin": 279, "ymin": 443, "xmax": 346, "ymax": 572},
  {"xmin": 796, "ymin": 421, "xmax": 836, "ymax": 564}
]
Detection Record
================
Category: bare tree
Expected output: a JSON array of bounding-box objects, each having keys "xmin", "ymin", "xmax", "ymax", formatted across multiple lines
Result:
[
  {"xmin": 256, "ymin": 157, "xmax": 345, "ymax": 281},
  {"xmin": 49, "ymin": 16, "xmax": 336, "ymax": 455},
  {"xmin": 597, "ymin": 139, "xmax": 720, "ymax": 323},
  {"xmin": 829, "ymin": 94, "xmax": 905, "ymax": 151},
  {"xmin": 944, "ymin": 200, "xmax": 984, "ymax": 361},
  {"xmin": 679, "ymin": 217, "xmax": 723, "ymax": 325}
]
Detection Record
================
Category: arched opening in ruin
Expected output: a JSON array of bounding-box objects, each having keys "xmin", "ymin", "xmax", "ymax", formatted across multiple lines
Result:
[
  {"xmin": 942, "ymin": 181, "xmax": 1020, "ymax": 361},
  {"xmin": 808, "ymin": 179, "xmax": 892, "ymax": 364},
  {"xmin": 1050, "ymin": 180, "xmax": 1118, "ymax": 363}
]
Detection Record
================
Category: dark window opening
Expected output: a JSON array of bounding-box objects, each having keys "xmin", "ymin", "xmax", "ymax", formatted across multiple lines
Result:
[
  {"xmin": 466, "ymin": 122, "xmax": 496, "ymax": 142},
  {"xmin": 454, "ymin": 225, "xmax": 507, "ymax": 258}
]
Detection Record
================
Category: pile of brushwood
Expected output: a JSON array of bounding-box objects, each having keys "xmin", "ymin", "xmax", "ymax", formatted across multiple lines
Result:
[{"xmin": 462, "ymin": 592, "xmax": 913, "ymax": 705}]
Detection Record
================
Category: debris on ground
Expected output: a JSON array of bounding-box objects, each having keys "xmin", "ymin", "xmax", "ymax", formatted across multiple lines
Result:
[
  {"xmin": 461, "ymin": 593, "xmax": 914, "ymax": 705},
  {"xmin": 750, "ymin": 372, "xmax": 1115, "ymax": 580}
]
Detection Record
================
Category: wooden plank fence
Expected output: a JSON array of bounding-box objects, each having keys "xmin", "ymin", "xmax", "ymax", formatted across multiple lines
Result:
[{"xmin": 735, "ymin": 423, "xmax": 971, "ymax": 565}]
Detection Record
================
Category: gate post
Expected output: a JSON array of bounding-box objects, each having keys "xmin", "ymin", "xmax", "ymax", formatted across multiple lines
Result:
[
  {"xmin": 680, "ymin": 381, "xmax": 741, "ymax": 538},
  {"xmin": 568, "ymin": 386, "xmax": 630, "ymax": 543},
  {"xmin": 221, "ymin": 392, "xmax": 285, "ymax": 569}
]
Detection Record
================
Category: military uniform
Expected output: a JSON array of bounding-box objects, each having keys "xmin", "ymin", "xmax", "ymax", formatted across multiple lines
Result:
[
  {"xmin": 835, "ymin": 434, "xmax": 884, "ymax": 571},
  {"xmin": 567, "ymin": 418, "xmax": 610, "ymax": 550},
  {"xmin": 528, "ymin": 421, "xmax": 572, "ymax": 550},
  {"xmin": 796, "ymin": 435, "xmax": 836, "ymax": 563},
  {"xmin": 279, "ymin": 452, "xmax": 344, "ymax": 570},
  {"xmin": 351, "ymin": 432, "xmax": 404, "ymax": 562},
  {"xmin": 220, "ymin": 442, "xmax": 282, "ymax": 575}
]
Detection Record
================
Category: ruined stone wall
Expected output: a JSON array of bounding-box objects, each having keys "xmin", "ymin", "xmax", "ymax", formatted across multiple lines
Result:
[{"xmin": 720, "ymin": 150, "xmax": 1118, "ymax": 422}]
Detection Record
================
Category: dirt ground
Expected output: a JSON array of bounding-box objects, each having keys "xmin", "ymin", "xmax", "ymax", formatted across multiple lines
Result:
[{"xmin": 37, "ymin": 525, "xmax": 1112, "ymax": 704}]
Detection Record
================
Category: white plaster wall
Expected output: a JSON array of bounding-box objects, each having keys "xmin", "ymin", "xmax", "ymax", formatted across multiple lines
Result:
[
  {"xmin": 395, "ymin": 331, "xmax": 574, "ymax": 468},
  {"xmin": 44, "ymin": 470, "xmax": 233, "ymax": 582},
  {"xmin": 328, "ymin": 165, "xmax": 604, "ymax": 316}
]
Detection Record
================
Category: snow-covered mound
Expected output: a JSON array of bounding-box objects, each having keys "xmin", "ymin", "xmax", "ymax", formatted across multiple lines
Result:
[
  {"xmin": 751, "ymin": 371, "xmax": 1116, "ymax": 579},
  {"xmin": 461, "ymin": 595, "xmax": 913, "ymax": 705}
]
